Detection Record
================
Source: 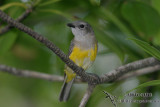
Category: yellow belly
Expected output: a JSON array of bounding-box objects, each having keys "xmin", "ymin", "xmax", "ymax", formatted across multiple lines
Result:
[
  {"xmin": 69, "ymin": 46, "xmax": 97, "ymax": 68},
  {"xmin": 65, "ymin": 44, "xmax": 97, "ymax": 82}
]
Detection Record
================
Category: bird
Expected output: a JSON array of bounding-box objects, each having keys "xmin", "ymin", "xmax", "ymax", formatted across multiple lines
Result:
[{"xmin": 59, "ymin": 21, "xmax": 98, "ymax": 102}]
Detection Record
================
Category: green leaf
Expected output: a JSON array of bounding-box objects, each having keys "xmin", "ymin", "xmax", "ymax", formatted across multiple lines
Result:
[
  {"xmin": 38, "ymin": 0, "xmax": 61, "ymax": 7},
  {"xmin": 90, "ymin": 0, "xmax": 101, "ymax": 6},
  {"xmin": 0, "ymin": 2, "xmax": 27, "ymax": 11},
  {"xmin": 152, "ymin": 0, "xmax": 160, "ymax": 14},
  {"xmin": 95, "ymin": 29, "xmax": 125, "ymax": 61},
  {"xmin": 100, "ymin": 8, "xmax": 134, "ymax": 38},
  {"xmin": 152, "ymin": 0, "xmax": 160, "ymax": 45},
  {"xmin": 0, "ymin": 31, "xmax": 17, "ymax": 57},
  {"xmin": 153, "ymin": 31, "xmax": 160, "ymax": 45},
  {"xmin": 128, "ymin": 80, "xmax": 160, "ymax": 93},
  {"xmin": 121, "ymin": 1, "xmax": 160, "ymax": 37},
  {"xmin": 38, "ymin": 9, "xmax": 72, "ymax": 20},
  {"xmin": 129, "ymin": 38, "xmax": 160, "ymax": 60}
]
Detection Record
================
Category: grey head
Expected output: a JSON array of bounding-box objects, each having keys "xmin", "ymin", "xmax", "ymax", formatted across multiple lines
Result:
[{"xmin": 67, "ymin": 21, "xmax": 95, "ymax": 41}]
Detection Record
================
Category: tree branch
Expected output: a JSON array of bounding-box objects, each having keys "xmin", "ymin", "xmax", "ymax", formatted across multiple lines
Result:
[
  {"xmin": 0, "ymin": 64, "xmax": 83, "ymax": 83},
  {"xmin": 0, "ymin": 7, "xmax": 33, "ymax": 35},
  {"xmin": 0, "ymin": 64, "xmax": 63, "ymax": 81},
  {"xmin": 1, "ymin": 63, "xmax": 159, "ymax": 83},
  {"xmin": 117, "ymin": 65, "xmax": 160, "ymax": 81},
  {"xmin": 0, "ymin": 10, "xmax": 100, "ymax": 84},
  {"xmin": 0, "ymin": 62, "xmax": 160, "ymax": 106},
  {"xmin": 100, "ymin": 57, "xmax": 160, "ymax": 83},
  {"xmin": 79, "ymin": 84, "xmax": 95, "ymax": 107},
  {"xmin": 0, "ymin": 10, "xmax": 160, "ymax": 85}
]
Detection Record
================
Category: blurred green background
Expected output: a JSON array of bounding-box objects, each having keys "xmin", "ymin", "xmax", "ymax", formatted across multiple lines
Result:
[{"xmin": 1, "ymin": 0, "xmax": 160, "ymax": 107}]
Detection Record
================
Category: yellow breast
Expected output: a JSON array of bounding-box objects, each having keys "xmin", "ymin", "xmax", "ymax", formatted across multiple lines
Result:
[
  {"xmin": 69, "ymin": 44, "xmax": 97, "ymax": 68},
  {"xmin": 65, "ymin": 44, "xmax": 97, "ymax": 82}
]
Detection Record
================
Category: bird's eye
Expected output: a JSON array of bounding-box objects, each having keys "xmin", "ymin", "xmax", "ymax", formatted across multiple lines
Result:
[{"xmin": 79, "ymin": 24, "xmax": 85, "ymax": 28}]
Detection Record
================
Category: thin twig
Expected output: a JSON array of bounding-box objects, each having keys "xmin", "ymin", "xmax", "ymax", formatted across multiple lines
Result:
[
  {"xmin": 0, "ymin": 10, "xmax": 160, "ymax": 85},
  {"xmin": 0, "ymin": 7, "xmax": 32, "ymax": 35},
  {"xmin": 0, "ymin": 64, "xmax": 83, "ymax": 83},
  {"xmin": 0, "ymin": 63, "xmax": 160, "ymax": 83},
  {"xmin": 0, "ymin": 63, "xmax": 160, "ymax": 107},
  {"xmin": 117, "ymin": 65, "xmax": 160, "ymax": 81},
  {"xmin": 100, "ymin": 58, "xmax": 160, "ymax": 83},
  {"xmin": 79, "ymin": 84, "xmax": 95, "ymax": 107}
]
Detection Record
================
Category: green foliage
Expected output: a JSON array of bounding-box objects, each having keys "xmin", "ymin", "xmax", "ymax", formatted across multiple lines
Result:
[
  {"xmin": 1, "ymin": 0, "xmax": 160, "ymax": 107},
  {"xmin": 90, "ymin": 0, "xmax": 101, "ymax": 6},
  {"xmin": 38, "ymin": 0, "xmax": 61, "ymax": 7},
  {"xmin": 38, "ymin": 9, "xmax": 73, "ymax": 20},
  {"xmin": 0, "ymin": 2, "xmax": 27, "ymax": 10},
  {"xmin": 121, "ymin": 1, "xmax": 160, "ymax": 38},
  {"xmin": 152, "ymin": 0, "xmax": 160, "ymax": 14},
  {"xmin": 0, "ymin": 31, "xmax": 17, "ymax": 57},
  {"xmin": 129, "ymin": 38, "xmax": 160, "ymax": 60}
]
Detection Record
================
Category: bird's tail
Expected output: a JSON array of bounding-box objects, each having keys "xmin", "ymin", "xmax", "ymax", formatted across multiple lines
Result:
[{"xmin": 59, "ymin": 75, "xmax": 74, "ymax": 102}]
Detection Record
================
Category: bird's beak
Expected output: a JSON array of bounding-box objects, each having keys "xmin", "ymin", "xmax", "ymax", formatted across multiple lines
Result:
[{"xmin": 67, "ymin": 23, "xmax": 75, "ymax": 28}]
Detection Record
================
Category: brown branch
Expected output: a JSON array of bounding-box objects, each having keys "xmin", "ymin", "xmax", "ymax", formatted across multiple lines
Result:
[
  {"xmin": 0, "ymin": 7, "xmax": 32, "ymax": 35},
  {"xmin": 116, "ymin": 65, "xmax": 160, "ymax": 81},
  {"xmin": 100, "ymin": 57, "xmax": 160, "ymax": 83},
  {"xmin": 1, "ymin": 63, "xmax": 159, "ymax": 84},
  {"xmin": 0, "ymin": 63, "xmax": 160, "ymax": 107},
  {"xmin": 0, "ymin": 10, "xmax": 100, "ymax": 84},
  {"xmin": 0, "ymin": 10, "xmax": 160, "ymax": 85},
  {"xmin": 79, "ymin": 84, "xmax": 95, "ymax": 107},
  {"xmin": 0, "ymin": 64, "xmax": 83, "ymax": 83},
  {"xmin": 0, "ymin": 64, "xmax": 63, "ymax": 81},
  {"xmin": 0, "ymin": 63, "xmax": 159, "ymax": 106}
]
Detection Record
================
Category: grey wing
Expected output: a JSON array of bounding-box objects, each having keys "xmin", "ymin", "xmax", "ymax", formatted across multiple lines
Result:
[
  {"xmin": 68, "ymin": 39, "xmax": 75, "ymax": 56},
  {"xmin": 64, "ymin": 39, "xmax": 75, "ymax": 69}
]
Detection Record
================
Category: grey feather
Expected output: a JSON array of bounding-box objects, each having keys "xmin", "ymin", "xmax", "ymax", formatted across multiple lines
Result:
[
  {"xmin": 59, "ymin": 75, "xmax": 74, "ymax": 102},
  {"xmin": 59, "ymin": 40, "xmax": 75, "ymax": 102},
  {"xmin": 68, "ymin": 39, "xmax": 75, "ymax": 56}
]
